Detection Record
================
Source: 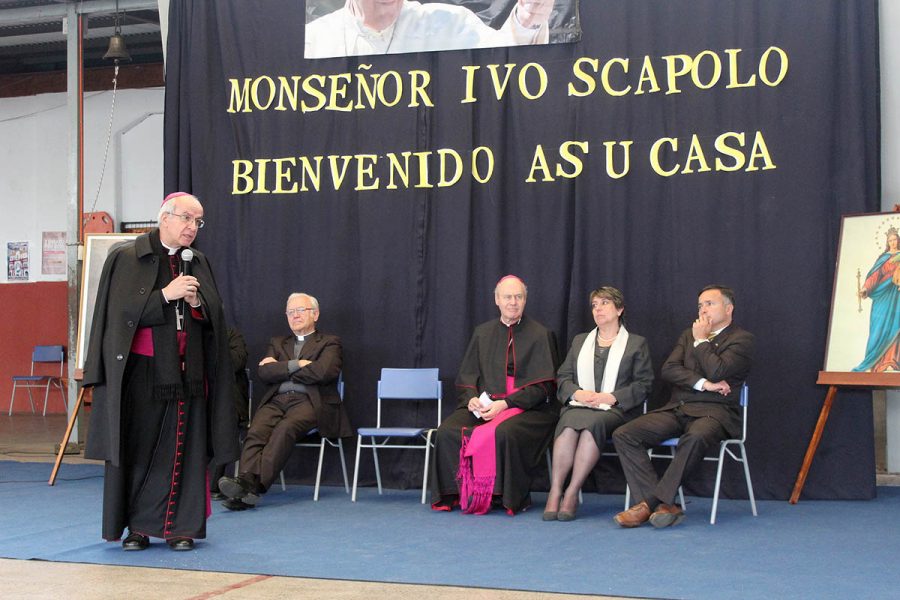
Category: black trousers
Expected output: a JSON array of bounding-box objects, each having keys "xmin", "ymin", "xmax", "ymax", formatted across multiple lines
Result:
[
  {"xmin": 612, "ymin": 407, "xmax": 727, "ymax": 506},
  {"xmin": 238, "ymin": 393, "xmax": 317, "ymax": 492}
]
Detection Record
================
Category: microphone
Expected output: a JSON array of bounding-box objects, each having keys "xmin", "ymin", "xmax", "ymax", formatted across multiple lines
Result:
[{"xmin": 181, "ymin": 248, "xmax": 194, "ymax": 276}]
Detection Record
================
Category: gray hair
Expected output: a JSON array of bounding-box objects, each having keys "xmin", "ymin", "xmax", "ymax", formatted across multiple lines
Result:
[
  {"xmin": 156, "ymin": 193, "xmax": 200, "ymax": 225},
  {"xmin": 286, "ymin": 292, "xmax": 319, "ymax": 311}
]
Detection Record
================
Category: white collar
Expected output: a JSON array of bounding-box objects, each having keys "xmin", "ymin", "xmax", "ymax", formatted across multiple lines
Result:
[{"xmin": 161, "ymin": 240, "xmax": 180, "ymax": 256}]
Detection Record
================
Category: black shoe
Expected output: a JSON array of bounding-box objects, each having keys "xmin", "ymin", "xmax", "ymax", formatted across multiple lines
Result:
[
  {"xmin": 210, "ymin": 491, "xmax": 227, "ymax": 501},
  {"xmin": 122, "ymin": 531, "xmax": 149, "ymax": 551},
  {"xmin": 222, "ymin": 497, "xmax": 256, "ymax": 511},
  {"xmin": 167, "ymin": 537, "xmax": 194, "ymax": 551},
  {"xmin": 218, "ymin": 476, "xmax": 260, "ymax": 505}
]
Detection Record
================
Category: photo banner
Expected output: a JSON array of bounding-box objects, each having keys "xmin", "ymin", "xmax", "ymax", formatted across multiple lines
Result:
[{"xmin": 165, "ymin": 0, "xmax": 880, "ymax": 499}]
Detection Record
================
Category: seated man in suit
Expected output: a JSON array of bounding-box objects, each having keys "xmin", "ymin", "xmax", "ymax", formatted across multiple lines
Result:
[
  {"xmin": 612, "ymin": 284, "xmax": 754, "ymax": 528},
  {"xmin": 219, "ymin": 293, "xmax": 351, "ymax": 510}
]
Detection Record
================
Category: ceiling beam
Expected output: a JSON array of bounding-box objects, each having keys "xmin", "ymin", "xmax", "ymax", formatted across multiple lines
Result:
[{"xmin": 0, "ymin": 0, "xmax": 158, "ymax": 26}]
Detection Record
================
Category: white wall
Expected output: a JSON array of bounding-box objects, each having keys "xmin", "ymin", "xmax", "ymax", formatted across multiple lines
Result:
[{"xmin": 0, "ymin": 87, "xmax": 164, "ymax": 283}]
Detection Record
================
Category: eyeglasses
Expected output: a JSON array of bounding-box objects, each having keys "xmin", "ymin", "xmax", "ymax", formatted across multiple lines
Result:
[
  {"xmin": 168, "ymin": 211, "xmax": 205, "ymax": 229},
  {"xmin": 286, "ymin": 307, "xmax": 316, "ymax": 316}
]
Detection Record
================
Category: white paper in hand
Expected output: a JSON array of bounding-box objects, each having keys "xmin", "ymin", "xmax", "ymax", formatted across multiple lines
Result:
[
  {"xmin": 473, "ymin": 391, "xmax": 493, "ymax": 419},
  {"xmin": 569, "ymin": 400, "xmax": 612, "ymax": 411}
]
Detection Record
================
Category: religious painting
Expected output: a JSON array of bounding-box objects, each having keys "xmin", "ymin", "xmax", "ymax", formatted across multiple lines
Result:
[
  {"xmin": 75, "ymin": 233, "xmax": 138, "ymax": 371},
  {"xmin": 303, "ymin": 0, "xmax": 581, "ymax": 59},
  {"xmin": 824, "ymin": 212, "xmax": 900, "ymax": 374}
]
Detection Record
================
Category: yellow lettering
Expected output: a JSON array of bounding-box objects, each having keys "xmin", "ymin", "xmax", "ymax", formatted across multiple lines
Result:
[
  {"xmin": 231, "ymin": 160, "xmax": 254, "ymax": 193},
  {"xmin": 557, "ymin": 141, "xmax": 590, "ymax": 179},
  {"xmin": 650, "ymin": 138, "xmax": 679, "ymax": 176},
  {"xmin": 227, "ymin": 79, "xmax": 252, "ymax": 113},
  {"xmin": 526, "ymin": 145, "xmax": 555, "ymax": 182},
  {"xmin": 568, "ymin": 57, "xmax": 598, "ymax": 97},
  {"xmin": 601, "ymin": 58, "xmax": 631, "ymax": 96},
  {"xmin": 714, "ymin": 132, "xmax": 746, "ymax": 172},
  {"xmin": 603, "ymin": 141, "xmax": 632, "ymax": 179},
  {"xmin": 518, "ymin": 63, "xmax": 548, "ymax": 100},
  {"xmin": 745, "ymin": 131, "xmax": 777, "ymax": 171},
  {"xmin": 272, "ymin": 158, "xmax": 298, "ymax": 193},
  {"xmin": 725, "ymin": 49, "xmax": 756, "ymax": 88},
  {"xmin": 759, "ymin": 46, "xmax": 789, "ymax": 87}
]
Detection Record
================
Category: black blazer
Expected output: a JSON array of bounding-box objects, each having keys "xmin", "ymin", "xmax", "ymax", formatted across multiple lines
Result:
[
  {"xmin": 657, "ymin": 324, "xmax": 755, "ymax": 438},
  {"xmin": 556, "ymin": 331, "xmax": 654, "ymax": 418},
  {"xmin": 257, "ymin": 331, "xmax": 352, "ymax": 438}
]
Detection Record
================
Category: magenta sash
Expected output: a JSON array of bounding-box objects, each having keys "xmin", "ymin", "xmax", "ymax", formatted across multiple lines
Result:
[{"xmin": 457, "ymin": 376, "xmax": 524, "ymax": 514}]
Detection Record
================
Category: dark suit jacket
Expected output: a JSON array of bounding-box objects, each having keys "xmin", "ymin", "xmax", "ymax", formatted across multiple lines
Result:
[
  {"xmin": 257, "ymin": 331, "xmax": 352, "ymax": 439},
  {"xmin": 556, "ymin": 331, "xmax": 654, "ymax": 418},
  {"xmin": 657, "ymin": 324, "xmax": 755, "ymax": 438}
]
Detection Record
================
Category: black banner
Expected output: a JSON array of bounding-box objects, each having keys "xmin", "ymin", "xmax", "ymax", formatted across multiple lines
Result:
[{"xmin": 165, "ymin": 0, "xmax": 880, "ymax": 499}]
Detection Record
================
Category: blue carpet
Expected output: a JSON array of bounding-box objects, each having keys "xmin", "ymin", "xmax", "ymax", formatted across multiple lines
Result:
[{"xmin": 1, "ymin": 461, "xmax": 897, "ymax": 599}]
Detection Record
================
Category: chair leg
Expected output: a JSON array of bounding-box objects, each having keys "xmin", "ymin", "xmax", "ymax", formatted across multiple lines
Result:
[
  {"xmin": 371, "ymin": 439, "xmax": 383, "ymax": 495},
  {"xmin": 279, "ymin": 470, "xmax": 286, "ymax": 491},
  {"xmin": 740, "ymin": 442, "xmax": 758, "ymax": 517},
  {"xmin": 624, "ymin": 484, "xmax": 631, "ymax": 510},
  {"xmin": 710, "ymin": 443, "xmax": 728, "ymax": 524},
  {"xmin": 42, "ymin": 380, "xmax": 52, "ymax": 416},
  {"xmin": 313, "ymin": 438, "xmax": 327, "ymax": 501},
  {"xmin": 26, "ymin": 388, "xmax": 36, "ymax": 415},
  {"xmin": 8, "ymin": 383, "xmax": 16, "ymax": 416},
  {"xmin": 422, "ymin": 430, "xmax": 434, "ymax": 504},
  {"xmin": 337, "ymin": 439, "xmax": 350, "ymax": 494},
  {"xmin": 351, "ymin": 434, "xmax": 363, "ymax": 502}
]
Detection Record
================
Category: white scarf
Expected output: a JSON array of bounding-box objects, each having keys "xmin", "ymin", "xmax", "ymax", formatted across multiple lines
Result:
[{"xmin": 576, "ymin": 325, "xmax": 629, "ymax": 394}]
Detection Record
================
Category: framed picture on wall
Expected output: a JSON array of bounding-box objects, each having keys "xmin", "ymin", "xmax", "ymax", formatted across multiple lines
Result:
[
  {"xmin": 75, "ymin": 233, "xmax": 138, "ymax": 371},
  {"xmin": 823, "ymin": 211, "xmax": 900, "ymax": 376}
]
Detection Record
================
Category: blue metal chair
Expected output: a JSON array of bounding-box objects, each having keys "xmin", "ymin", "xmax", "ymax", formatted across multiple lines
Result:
[
  {"xmin": 268, "ymin": 373, "xmax": 350, "ymax": 502},
  {"xmin": 278, "ymin": 375, "xmax": 350, "ymax": 501},
  {"xmin": 649, "ymin": 383, "xmax": 756, "ymax": 524},
  {"xmin": 351, "ymin": 368, "xmax": 442, "ymax": 504},
  {"xmin": 8, "ymin": 345, "xmax": 66, "ymax": 416}
]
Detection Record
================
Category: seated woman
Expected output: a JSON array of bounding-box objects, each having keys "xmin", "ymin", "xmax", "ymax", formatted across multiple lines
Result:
[{"xmin": 543, "ymin": 287, "xmax": 653, "ymax": 521}]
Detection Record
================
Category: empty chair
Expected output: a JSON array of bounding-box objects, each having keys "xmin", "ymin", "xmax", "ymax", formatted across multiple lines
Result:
[
  {"xmin": 8, "ymin": 345, "xmax": 66, "ymax": 416},
  {"xmin": 351, "ymin": 368, "xmax": 442, "ymax": 503},
  {"xmin": 649, "ymin": 383, "xmax": 756, "ymax": 524}
]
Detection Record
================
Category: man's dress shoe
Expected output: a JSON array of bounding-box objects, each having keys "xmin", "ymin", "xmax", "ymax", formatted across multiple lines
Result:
[
  {"xmin": 614, "ymin": 501, "xmax": 652, "ymax": 528},
  {"xmin": 122, "ymin": 531, "xmax": 149, "ymax": 551},
  {"xmin": 167, "ymin": 537, "xmax": 195, "ymax": 551},
  {"xmin": 218, "ymin": 475, "xmax": 260, "ymax": 505},
  {"xmin": 222, "ymin": 497, "xmax": 256, "ymax": 511},
  {"xmin": 649, "ymin": 503, "xmax": 685, "ymax": 528}
]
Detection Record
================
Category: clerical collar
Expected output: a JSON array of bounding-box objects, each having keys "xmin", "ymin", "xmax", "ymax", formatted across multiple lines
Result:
[
  {"xmin": 295, "ymin": 330, "xmax": 315, "ymax": 341},
  {"xmin": 500, "ymin": 317, "xmax": 521, "ymax": 327},
  {"xmin": 161, "ymin": 240, "xmax": 180, "ymax": 256}
]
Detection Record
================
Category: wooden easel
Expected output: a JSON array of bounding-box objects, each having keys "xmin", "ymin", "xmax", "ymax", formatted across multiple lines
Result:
[
  {"xmin": 790, "ymin": 371, "xmax": 900, "ymax": 503},
  {"xmin": 49, "ymin": 374, "xmax": 89, "ymax": 486}
]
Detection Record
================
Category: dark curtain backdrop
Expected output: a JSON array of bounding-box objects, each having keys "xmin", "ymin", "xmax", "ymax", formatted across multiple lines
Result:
[{"xmin": 164, "ymin": 0, "xmax": 880, "ymax": 500}]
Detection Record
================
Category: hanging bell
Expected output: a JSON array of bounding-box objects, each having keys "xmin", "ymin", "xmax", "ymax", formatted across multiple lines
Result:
[{"xmin": 103, "ymin": 33, "xmax": 131, "ymax": 62}]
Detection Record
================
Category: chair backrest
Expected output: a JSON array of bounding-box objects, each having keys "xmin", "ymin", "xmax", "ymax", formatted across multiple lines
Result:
[
  {"xmin": 31, "ymin": 345, "xmax": 64, "ymax": 376},
  {"xmin": 738, "ymin": 383, "xmax": 749, "ymax": 442},
  {"xmin": 376, "ymin": 368, "xmax": 442, "ymax": 428}
]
